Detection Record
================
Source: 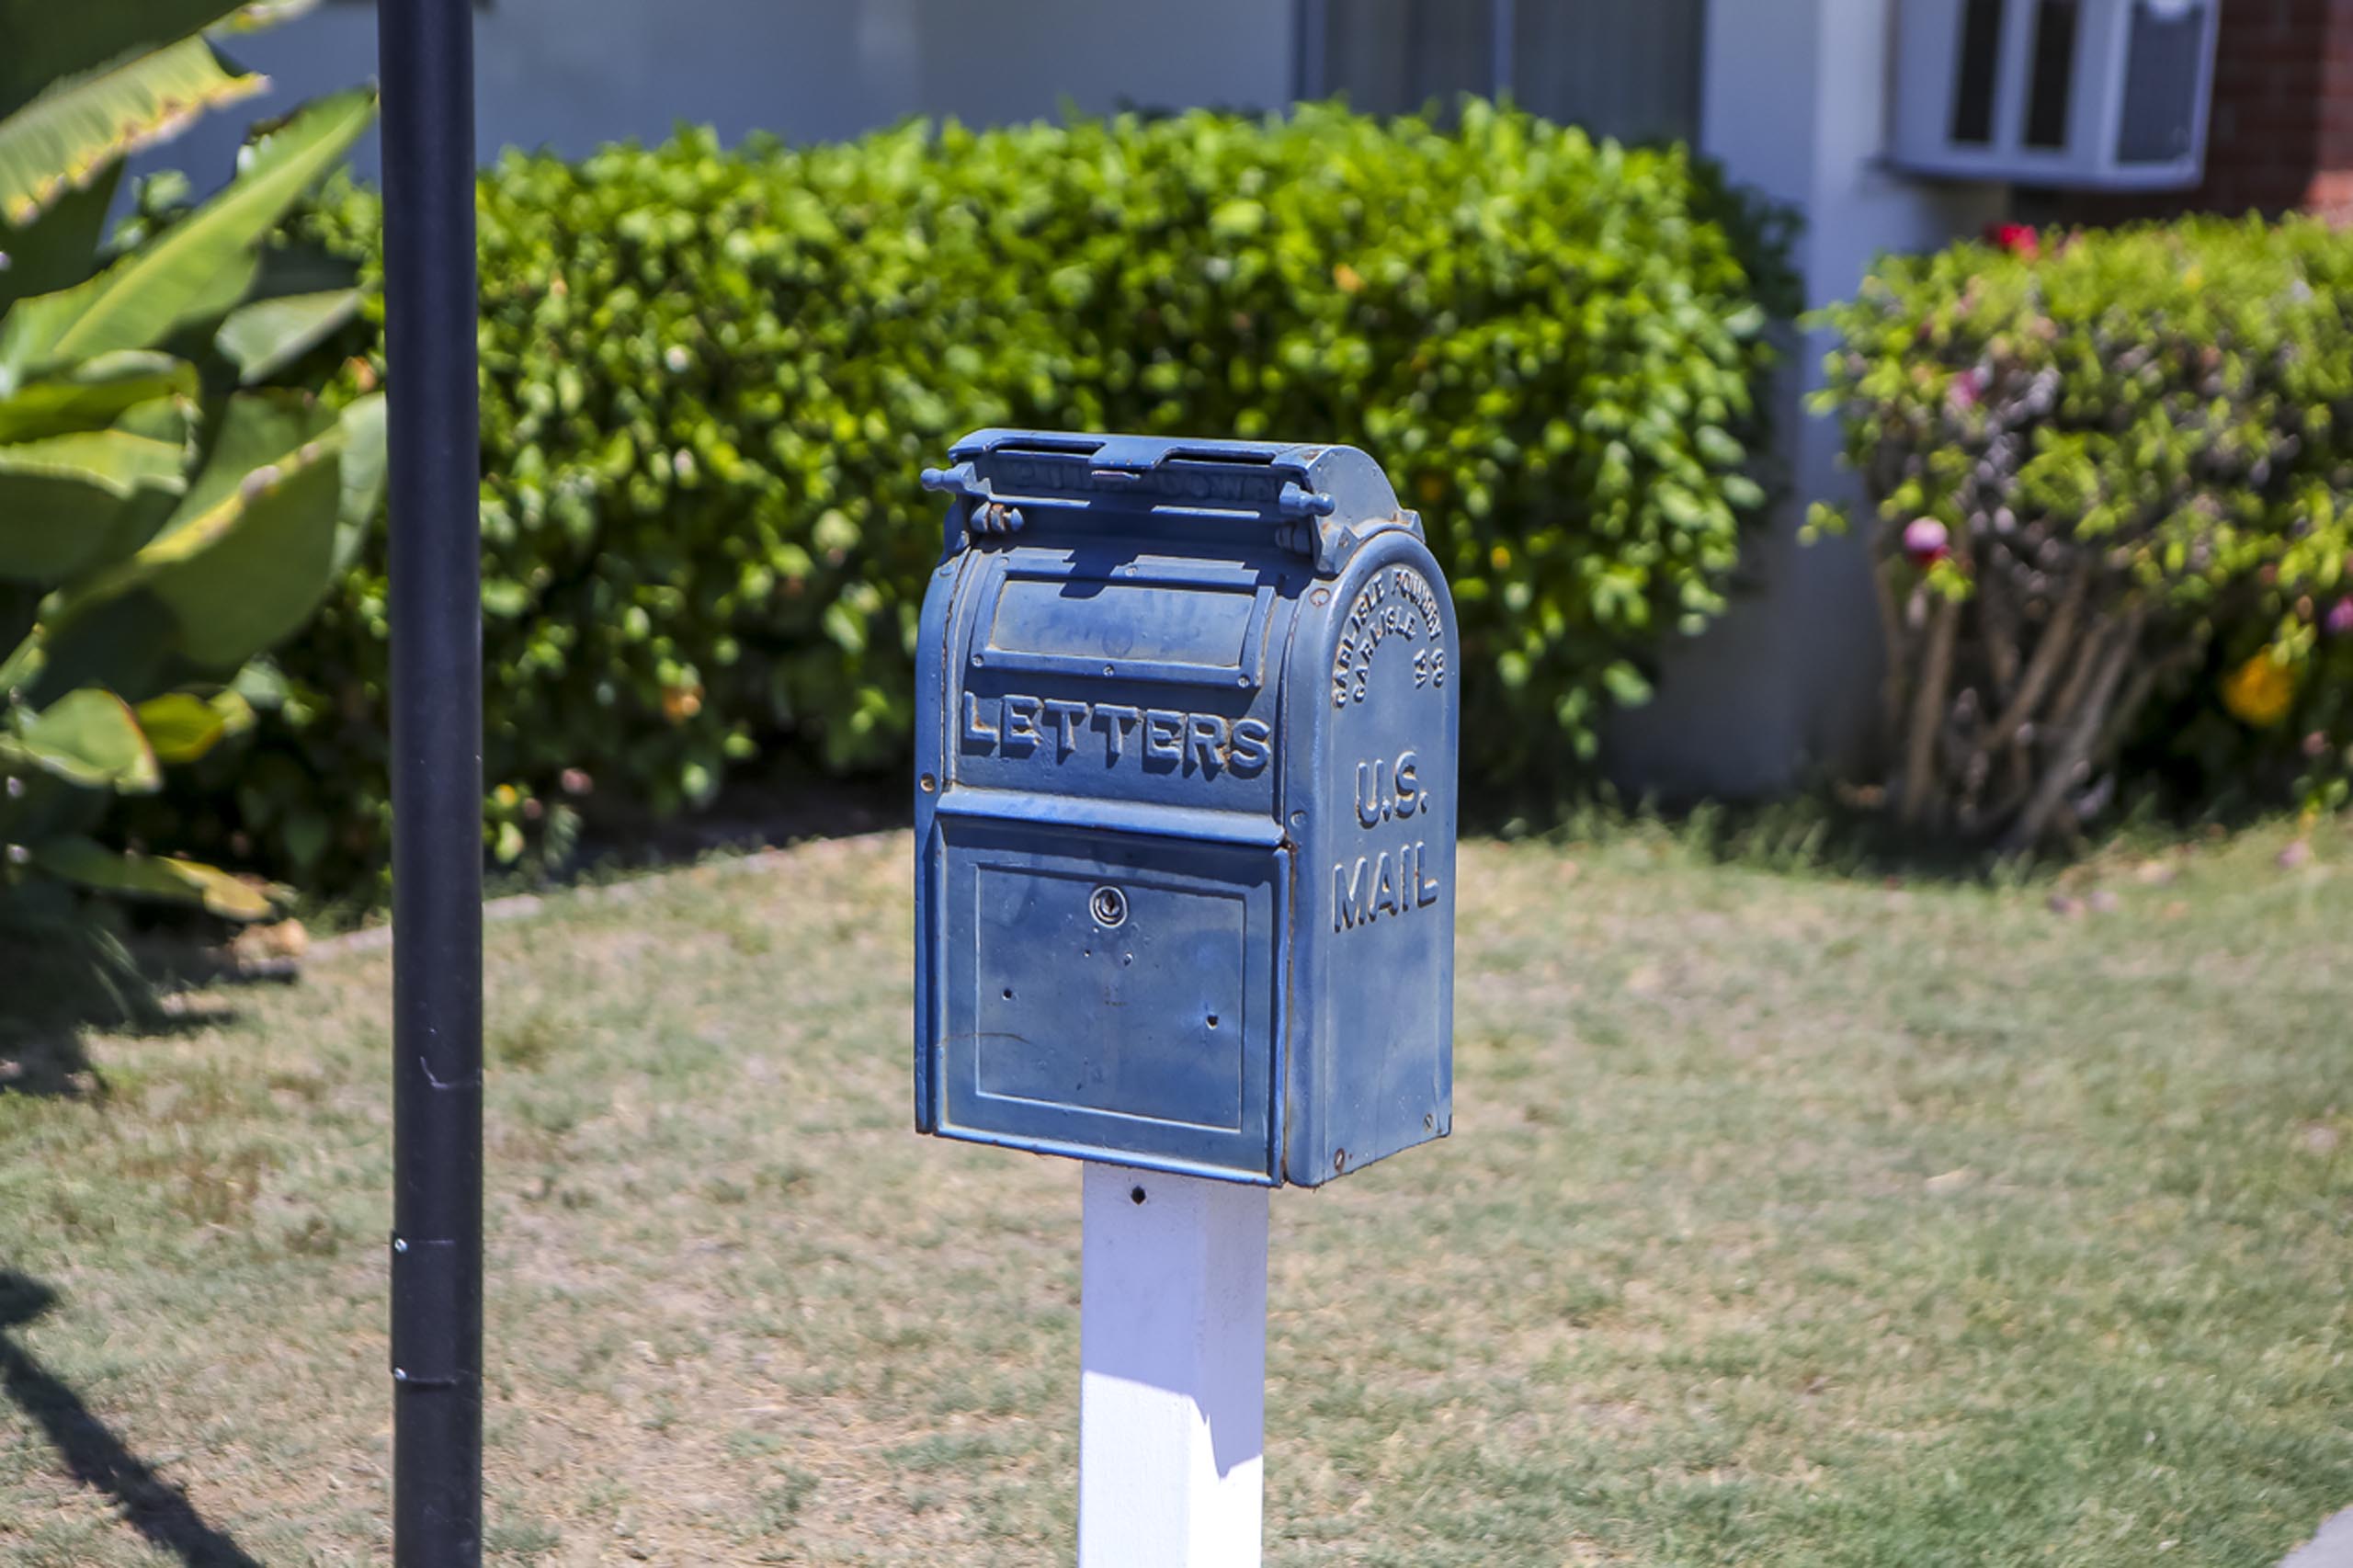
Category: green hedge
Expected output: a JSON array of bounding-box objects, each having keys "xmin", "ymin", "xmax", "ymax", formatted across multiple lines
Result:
[
  {"xmin": 143, "ymin": 101, "xmax": 1791, "ymax": 887},
  {"xmin": 1811, "ymin": 216, "xmax": 2353, "ymax": 844}
]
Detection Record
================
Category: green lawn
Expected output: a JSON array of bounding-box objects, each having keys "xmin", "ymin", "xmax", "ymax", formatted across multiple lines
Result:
[{"xmin": 1, "ymin": 824, "xmax": 2348, "ymax": 1565}]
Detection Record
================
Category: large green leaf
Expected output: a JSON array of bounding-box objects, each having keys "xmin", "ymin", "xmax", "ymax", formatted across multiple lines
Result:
[
  {"xmin": 0, "ymin": 440, "xmax": 186, "ymax": 584},
  {"xmin": 0, "ymin": 352, "xmax": 197, "ymax": 443},
  {"xmin": 0, "ymin": 355, "xmax": 194, "ymax": 582},
  {"xmin": 24, "ymin": 588, "xmax": 177, "ymax": 708},
  {"xmin": 215, "ymin": 287, "xmax": 362, "ymax": 383},
  {"xmin": 0, "ymin": 35, "xmax": 262, "ymax": 227},
  {"xmin": 333, "ymin": 390, "xmax": 386, "ymax": 572},
  {"xmin": 49, "ymin": 391, "xmax": 347, "ymax": 669},
  {"xmin": 0, "ymin": 163, "xmax": 120, "ymax": 316},
  {"xmin": 0, "ymin": 1, "xmax": 250, "ymax": 119},
  {"xmin": 212, "ymin": 1, "xmax": 322, "ymax": 38},
  {"xmin": 7, "ymin": 687, "xmax": 159, "ymax": 790},
  {"xmin": 27, "ymin": 834, "xmax": 271, "ymax": 918},
  {"xmin": 0, "ymin": 88, "xmax": 377, "ymax": 380},
  {"xmin": 0, "ymin": 428, "xmax": 187, "ymax": 497},
  {"xmin": 0, "ymin": 630, "xmax": 40, "ymax": 695},
  {"xmin": 133, "ymin": 689, "xmax": 250, "ymax": 764}
]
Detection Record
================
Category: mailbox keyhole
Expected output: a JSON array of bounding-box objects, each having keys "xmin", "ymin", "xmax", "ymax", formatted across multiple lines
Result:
[
  {"xmin": 1089, "ymin": 885, "xmax": 1128, "ymax": 929},
  {"xmin": 1206, "ymin": 1014, "xmax": 1220, "ymax": 1029},
  {"xmin": 1002, "ymin": 988, "xmax": 1014, "ymax": 1000}
]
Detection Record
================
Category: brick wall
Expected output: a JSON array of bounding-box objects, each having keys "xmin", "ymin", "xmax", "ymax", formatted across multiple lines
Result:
[
  {"xmin": 2313, "ymin": 0, "xmax": 2353, "ymax": 218},
  {"xmin": 2194, "ymin": 0, "xmax": 2353, "ymax": 218}
]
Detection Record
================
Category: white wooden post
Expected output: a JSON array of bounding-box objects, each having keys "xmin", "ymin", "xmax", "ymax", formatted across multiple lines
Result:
[{"xmin": 1078, "ymin": 1161, "xmax": 1269, "ymax": 1568}]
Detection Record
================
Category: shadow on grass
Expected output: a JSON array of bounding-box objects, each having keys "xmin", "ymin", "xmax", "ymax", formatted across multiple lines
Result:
[
  {"xmin": 0, "ymin": 1272, "xmax": 263, "ymax": 1567},
  {"xmin": 540, "ymin": 769, "xmax": 910, "ymax": 882},
  {"xmin": 0, "ymin": 931, "xmax": 243, "ymax": 1101}
]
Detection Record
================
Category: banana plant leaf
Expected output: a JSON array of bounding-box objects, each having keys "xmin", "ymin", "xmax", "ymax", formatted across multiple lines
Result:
[
  {"xmin": 133, "ymin": 688, "xmax": 250, "ymax": 764},
  {"xmin": 0, "ymin": 35, "xmax": 261, "ymax": 227},
  {"xmin": 333, "ymin": 390, "xmax": 386, "ymax": 572},
  {"xmin": 0, "ymin": 164, "xmax": 119, "ymax": 317},
  {"xmin": 212, "ymin": 2, "xmax": 323, "ymax": 37},
  {"xmin": 0, "ymin": 355, "xmax": 195, "ymax": 582},
  {"xmin": 0, "ymin": 88, "xmax": 376, "ymax": 382},
  {"xmin": 17, "ymin": 589, "xmax": 178, "ymax": 710},
  {"xmin": 28, "ymin": 833, "xmax": 272, "ymax": 919},
  {"xmin": 6, "ymin": 687, "xmax": 159, "ymax": 790},
  {"xmin": 46, "ymin": 390, "xmax": 348, "ymax": 670},
  {"xmin": 0, "ymin": 628, "xmax": 40, "ymax": 693},
  {"xmin": 0, "ymin": 351, "xmax": 196, "ymax": 441},
  {"xmin": 0, "ymin": 441, "xmax": 186, "ymax": 584},
  {"xmin": 0, "ymin": 1, "xmax": 254, "ymax": 119},
  {"xmin": 215, "ymin": 287, "xmax": 362, "ymax": 384},
  {"xmin": 0, "ymin": 428, "xmax": 187, "ymax": 495}
]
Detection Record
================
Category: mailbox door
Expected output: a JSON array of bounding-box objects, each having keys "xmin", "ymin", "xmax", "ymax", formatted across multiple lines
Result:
[{"xmin": 923, "ymin": 807, "xmax": 1286, "ymax": 1183}]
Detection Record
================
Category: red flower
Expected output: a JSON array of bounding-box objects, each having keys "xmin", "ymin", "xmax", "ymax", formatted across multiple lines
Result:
[{"xmin": 1984, "ymin": 222, "xmax": 2039, "ymax": 259}]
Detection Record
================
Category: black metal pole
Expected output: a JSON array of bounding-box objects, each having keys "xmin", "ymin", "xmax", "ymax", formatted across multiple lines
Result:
[{"xmin": 378, "ymin": 0, "xmax": 484, "ymax": 1562}]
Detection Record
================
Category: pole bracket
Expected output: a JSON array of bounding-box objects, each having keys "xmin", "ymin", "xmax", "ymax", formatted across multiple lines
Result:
[{"xmin": 389, "ymin": 1234, "xmax": 469, "ymax": 1388}]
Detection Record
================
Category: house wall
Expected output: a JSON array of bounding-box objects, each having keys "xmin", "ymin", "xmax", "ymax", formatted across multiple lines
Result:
[{"xmin": 139, "ymin": 0, "xmax": 1296, "ymax": 195}]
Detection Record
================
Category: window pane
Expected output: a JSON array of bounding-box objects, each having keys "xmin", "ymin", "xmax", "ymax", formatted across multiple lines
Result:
[
  {"xmin": 1320, "ymin": 0, "xmax": 1496, "ymax": 115},
  {"xmin": 2022, "ymin": 0, "xmax": 2081, "ymax": 149},
  {"xmin": 1950, "ymin": 0, "xmax": 2006, "ymax": 145},
  {"xmin": 2115, "ymin": 0, "xmax": 2205, "ymax": 163},
  {"xmin": 1511, "ymin": 0, "xmax": 1704, "ymax": 144}
]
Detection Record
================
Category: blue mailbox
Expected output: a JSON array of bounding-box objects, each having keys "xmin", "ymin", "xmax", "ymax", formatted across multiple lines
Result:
[{"xmin": 912, "ymin": 430, "xmax": 1456, "ymax": 1187}]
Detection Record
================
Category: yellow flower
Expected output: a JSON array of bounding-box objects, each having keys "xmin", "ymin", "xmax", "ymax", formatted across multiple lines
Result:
[
  {"xmin": 2222, "ymin": 651, "xmax": 2296, "ymax": 728},
  {"xmin": 660, "ymin": 683, "xmax": 704, "ymax": 723}
]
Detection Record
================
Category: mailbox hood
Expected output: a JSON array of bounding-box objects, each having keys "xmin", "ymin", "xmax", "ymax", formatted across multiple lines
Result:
[{"xmin": 922, "ymin": 428, "xmax": 1421, "ymax": 576}]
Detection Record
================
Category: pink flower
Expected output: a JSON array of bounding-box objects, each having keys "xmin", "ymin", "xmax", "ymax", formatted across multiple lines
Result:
[
  {"xmin": 1903, "ymin": 517, "xmax": 1951, "ymax": 568},
  {"xmin": 2325, "ymin": 598, "xmax": 2353, "ymax": 638}
]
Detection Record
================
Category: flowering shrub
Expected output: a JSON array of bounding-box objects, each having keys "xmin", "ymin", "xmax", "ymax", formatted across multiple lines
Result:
[{"xmin": 1811, "ymin": 216, "xmax": 2353, "ymax": 846}]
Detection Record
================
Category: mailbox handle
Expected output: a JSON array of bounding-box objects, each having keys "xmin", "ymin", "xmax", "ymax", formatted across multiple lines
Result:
[
  {"xmin": 921, "ymin": 461, "xmax": 1335, "ymax": 520},
  {"xmin": 922, "ymin": 430, "xmax": 1415, "ymax": 574}
]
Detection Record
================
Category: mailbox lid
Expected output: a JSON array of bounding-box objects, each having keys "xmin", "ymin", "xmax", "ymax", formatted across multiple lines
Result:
[{"xmin": 918, "ymin": 807, "xmax": 1286, "ymax": 1184}]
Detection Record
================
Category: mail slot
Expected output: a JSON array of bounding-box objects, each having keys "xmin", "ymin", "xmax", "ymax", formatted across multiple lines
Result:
[{"xmin": 911, "ymin": 429, "xmax": 1458, "ymax": 1187}]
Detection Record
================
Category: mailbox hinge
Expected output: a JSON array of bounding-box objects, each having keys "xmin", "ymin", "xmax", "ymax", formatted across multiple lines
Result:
[{"xmin": 919, "ymin": 461, "xmax": 1025, "ymax": 552}]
